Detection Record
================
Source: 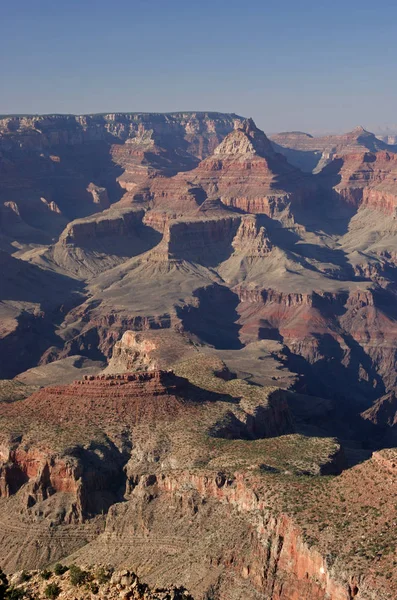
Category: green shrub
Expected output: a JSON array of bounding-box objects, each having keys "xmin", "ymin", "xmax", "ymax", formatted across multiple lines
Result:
[
  {"xmin": 69, "ymin": 565, "xmax": 87, "ymax": 587},
  {"xmin": 53, "ymin": 564, "xmax": 68, "ymax": 577},
  {"xmin": 5, "ymin": 587, "xmax": 25, "ymax": 600},
  {"xmin": 40, "ymin": 570, "xmax": 52, "ymax": 581},
  {"xmin": 44, "ymin": 583, "xmax": 61, "ymax": 599},
  {"xmin": 19, "ymin": 574, "xmax": 30, "ymax": 585}
]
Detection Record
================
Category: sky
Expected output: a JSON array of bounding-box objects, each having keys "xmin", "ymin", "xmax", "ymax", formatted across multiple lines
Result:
[{"xmin": 1, "ymin": 0, "xmax": 397, "ymax": 133}]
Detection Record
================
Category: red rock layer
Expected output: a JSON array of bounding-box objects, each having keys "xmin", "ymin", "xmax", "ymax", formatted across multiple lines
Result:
[
  {"xmin": 157, "ymin": 471, "xmax": 359, "ymax": 600},
  {"xmin": 322, "ymin": 151, "xmax": 397, "ymax": 214},
  {"xmin": 4, "ymin": 371, "xmax": 190, "ymax": 430},
  {"xmin": 149, "ymin": 119, "xmax": 316, "ymax": 217},
  {"xmin": 235, "ymin": 285, "xmax": 397, "ymax": 402}
]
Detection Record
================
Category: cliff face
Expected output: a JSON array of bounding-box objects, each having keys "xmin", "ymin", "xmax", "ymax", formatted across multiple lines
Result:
[
  {"xmin": 0, "ymin": 366, "xmax": 294, "ymax": 521},
  {"xmin": 0, "ymin": 346, "xmax": 393, "ymax": 598},
  {"xmin": 234, "ymin": 285, "xmax": 397, "ymax": 407},
  {"xmin": 0, "ymin": 112, "xmax": 240, "ymax": 241},
  {"xmin": 0, "ymin": 112, "xmax": 241, "ymax": 155},
  {"xmin": 153, "ymin": 216, "xmax": 242, "ymax": 263},
  {"xmin": 232, "ymin": 215, "xmax": 272, "ymax": 256},
  {"xmin": 155, "ymin": 471, "xmax": 358, "ymax": 600},
  {"xmin": 150, "ymin": 119, "xmax": 316, "ymax": 217},
  {"xmin": 320, "ymin": 151, "xmax": 397, "ymax": 214},
  {"xmin": 4, "ymin": 113, "xmax": 397, "ymax": 599},
  {"xmin": 271, "ymin": 126, "xmax": 397, "ymax": 172},
  {"xmin": 59, "ymin": 207, "xmax": 145, "ymax": 245}
]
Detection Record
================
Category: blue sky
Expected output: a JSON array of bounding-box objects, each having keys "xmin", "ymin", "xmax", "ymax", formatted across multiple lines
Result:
[{"xmin": 1, "ymin": 0, "xmax": 396, "ymax": 132}]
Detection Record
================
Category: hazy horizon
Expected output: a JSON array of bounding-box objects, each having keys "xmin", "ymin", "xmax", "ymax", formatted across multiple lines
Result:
[{"xmin": 2, "ymin": 0, "xmax": 397, "ymax": 134}]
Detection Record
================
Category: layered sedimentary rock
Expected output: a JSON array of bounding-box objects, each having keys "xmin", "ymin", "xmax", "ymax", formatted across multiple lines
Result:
[
  {"xmin": 59, "ymin": 207, "xmax": 145, "ymax": 245},
  {"xmin": 320, "ymin": 151, "xmax": 397, "ymax": 215},
  {"xmin": 3, "ymin": 112, "xmax": 397, "ymax": 599},
  {"xmin": 271, "ymin": 126, "xmax": 397, "ymax": 172},
  {"xmin": 151, "ymin": 215, "xmax": 242, "ymax": 263},
  {"xmin": 361, "ymin": 392, "xmax": 397, "ymax": 441},
  {"xmin": 0, "ymin": 360, "xmax": 295, "ymax": 543},
  {"xmin": 149, "ymin": 118, "xmax": 316, "ymax": 217},
  {"xmin": 0, "ymin": 112, "xmax": 241, "ymax": 155},
  {"xmin": 232, "ymin": 215, "xmax": 272, "ymax": 256},
  {"xmin": 0, "ymin": 112, "xmax": 240, "ymax": 241},
  {"xmin": 0, "ymin": 250, "xmax": 83, "ymax": 378},
  {"xmin": 233, "ymin": 284, "xmax": 397, "ymax": 410},
  {"xmin": 34, "ymin": 207, "xmax": 161, "ymax": 279},
  {"xmin": 0, "ymin": 351, "xmax": 367, "ymax": 599}
]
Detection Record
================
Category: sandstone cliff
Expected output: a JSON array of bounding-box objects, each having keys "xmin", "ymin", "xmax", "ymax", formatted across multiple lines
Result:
[
  {"xmin": 271, "ymin": 126, "xmax": 397, "ymax": 172},
  {"xmin": 149, "ymin": 118, "xmax": 317, "ymax": 217},
  {"xmin": 320, "ymin": 151, "xmax": 397, "ymax": 215}
]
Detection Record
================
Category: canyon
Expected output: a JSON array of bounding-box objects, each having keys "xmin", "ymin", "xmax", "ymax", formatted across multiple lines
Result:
[{"xmin": 1, "ymin": 111, "xmax": 397, "ymax": 598}]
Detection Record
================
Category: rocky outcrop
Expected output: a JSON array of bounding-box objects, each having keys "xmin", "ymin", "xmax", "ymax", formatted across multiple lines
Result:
[
  {"xmin": 0, "ymin": 113, "xmax": 241, "ymax": 240},
  {"xmin": 149, "ymin": 119, "xmax": 316, "ymax": 217},
  {"xmin": 361, "ymin": 392, "xmax": 397, "ymax": 428},
  {"xmin": 106, "ymin": 331, "xmax": 160, "ymax": 372},
  {"xmin": 321, "ymin": 151, "xmax": 397, "ymax": 215},
  {"xmin": 0, "ymin": 363, "xmax": 295, "ymax": 528},
  {"xmin": 233, "ymin": 284, "xmax": 397, "ymax": 407},
  {"xmin": 4, "ymin": 566, "xmax": 194, "ymax": 600},
  {"xmin": 45, "ymin": 308, "xmax": 175, "ymax": 364},
  {"xmin": 272, "ymin": 126, "xmax": 396, "ymax": 172},
  {"xmin": 155, "ymin": 470, "xmax": 359, "ymax": 600},
  {"xmin": 214, "ymin": 117, "xmax": 276, "ymax": 157},
  {"xmin": 38, "ymin": 207, "xmax": 162, "ymax": 279},
  {"xmin": 0, "ymin": 446, "xmax": 79, "ymax": 498},
  {"xmin": 0, "ymin": 112, "xmax": 240, "ymax": 157},
  {"xmin": 232, "ymin": 215, "xmax": 272, "ymax": 256},
  {"xmin": 151, "ymin": 215, "xmax": 241, "ymax": 263},
  {"xmin": 59, "ymin": 207, "xmax": 145, "ymax": 245},
  {"xmin": 86, "ymin": 183, "xmax": 110, "ymax": 210}
]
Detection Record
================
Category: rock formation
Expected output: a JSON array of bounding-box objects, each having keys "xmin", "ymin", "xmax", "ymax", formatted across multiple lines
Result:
[
  {"xmin": 148, "ymin": 118, "xmax": 316, "ymax": 217},
  {"xmin": 2, "ymin": 566, "xmax": 194, "ymax": 600},
  {"xmin": 271, "ymin": 125, "xmax": 397, "ymax": 172},
  {"xmin": 2, "ymin": 113, "xmax": 397, "ymax": 598},
  {"xmin": 320, "ymin": 150, "xmax": 397, "ymax": 215}
]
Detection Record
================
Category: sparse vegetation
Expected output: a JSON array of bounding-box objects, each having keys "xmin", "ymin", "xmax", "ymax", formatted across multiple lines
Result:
[
  {"xmin": 44, "ymin": 583, "xmax": 60, "ymax": 599},
  {"xmin": 53, "ymin": 565, "xmax": 68, "ymax": 577},
  {"xmin": 5, "ymin": 587, "xmax": 25, "ymax": 600},
  {"xmin": 0, "ymin": 567, "xmax": 194, "ymax": 599},
  {"xmin": 68, "ymin": 565, "xmax": 88, "ymax": 587}
]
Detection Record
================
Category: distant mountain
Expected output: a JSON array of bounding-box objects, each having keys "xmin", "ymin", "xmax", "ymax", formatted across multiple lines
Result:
[{"xmin": 271, "ymin": 126, "xmax": 397, "ymax": 172}]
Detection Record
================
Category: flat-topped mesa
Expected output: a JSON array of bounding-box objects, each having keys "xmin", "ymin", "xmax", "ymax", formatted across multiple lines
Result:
[
  {"xmin": 152, "ymin": 215, "xmax": 242, "ymax": 262},
  {"xmin": 58, "ymin": 207, "xmax": 146, "ymax": 245}
]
